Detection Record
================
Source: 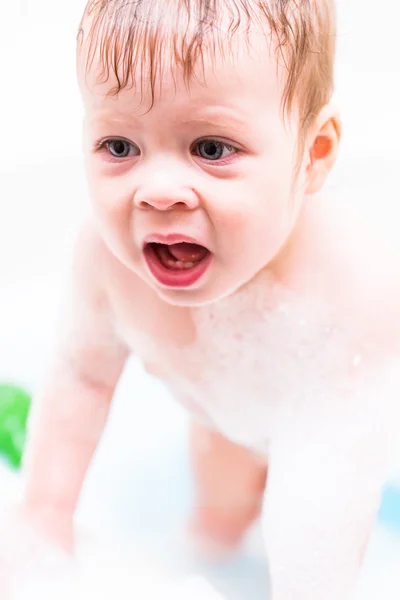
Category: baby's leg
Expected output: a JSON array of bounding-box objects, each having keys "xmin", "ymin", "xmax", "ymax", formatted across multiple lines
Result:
[
  {"xmin": 188, "ymin": 421, "xmax": 267, "ymax": 554},
  {"xmin": 263, "ymin": 421, "xmax": 389, "ymax": 600}
]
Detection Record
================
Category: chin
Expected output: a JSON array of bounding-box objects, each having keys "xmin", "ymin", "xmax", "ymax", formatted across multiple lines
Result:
[
  {"xmin": 153, "ymin": 279, "xmax": 250, "ymax": 308},
  {"xmin": 154, "ymin": 286, "xmax": 220, "ymax": 308}
]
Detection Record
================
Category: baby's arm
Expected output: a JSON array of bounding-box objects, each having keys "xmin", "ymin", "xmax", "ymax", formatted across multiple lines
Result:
[
  {"xmin": 21, "ymin": 224, "xmax": 129, "ymax": 548},
  {"xmin": 263, "ymin": 416, "xmax": 390, "ymax": 600},
  {"xmin": 188, "ymin": 421, "xmax": 267, "ymax": 555}
]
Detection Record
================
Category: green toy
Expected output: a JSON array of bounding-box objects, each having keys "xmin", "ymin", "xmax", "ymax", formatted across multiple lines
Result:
[{"xmin": 0, "ymin": 384, "xmax": 32, "ymax": 469}]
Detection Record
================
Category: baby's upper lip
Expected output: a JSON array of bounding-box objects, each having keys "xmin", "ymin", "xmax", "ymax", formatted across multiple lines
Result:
[{"xmin": 143, "ymin": 233, "xmax": 210, "ymax": 250}]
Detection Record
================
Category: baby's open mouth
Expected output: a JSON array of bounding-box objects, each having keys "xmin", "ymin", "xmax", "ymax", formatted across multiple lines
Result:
[
  {"xmin": 151, "ymin": 242, "xmax": 209, "ymax": 270},
  {"xmin": 143, "ymin": 242, "xmax": 212, "ymax": 288}
]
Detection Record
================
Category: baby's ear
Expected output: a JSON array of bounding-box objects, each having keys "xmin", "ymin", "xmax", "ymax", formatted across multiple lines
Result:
[{"xmin": 304, "ymin": 105, "xmax": 341, "ymax": 194}]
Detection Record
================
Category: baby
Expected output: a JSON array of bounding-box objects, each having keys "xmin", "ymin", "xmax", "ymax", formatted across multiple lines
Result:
[{"xmin": 13, "ymin": 0, "xmax": 400, "ymax": 598}]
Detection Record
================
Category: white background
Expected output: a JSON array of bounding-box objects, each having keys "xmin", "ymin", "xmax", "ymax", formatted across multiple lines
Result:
[{"xmin": 0, "ymin": 0, "xmax": 399, "ymax": 167}]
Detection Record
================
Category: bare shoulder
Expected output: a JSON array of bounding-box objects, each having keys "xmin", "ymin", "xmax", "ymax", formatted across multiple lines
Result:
[
  {"xmin": 61, "ymin": 218, "xmax": 126, "ymax": 341},
  {"xmin": 322, "ymin": 190, "xmax": 400, "ymax": 347},
  {"xmin": 57, "ymin": 219, "xmax": 131, "ymax": 385},
  {"xmin": 72, "ymin": 219, "xmax": 114, "ymax": 295}
]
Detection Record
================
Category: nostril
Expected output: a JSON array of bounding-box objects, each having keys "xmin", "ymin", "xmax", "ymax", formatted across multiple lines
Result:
[
  {"xmin": 136, "ymin": 199, "xmax": 190, "ymax": 211},
  {"xmin": 136, "ymin": 200, "xmax": 152, "ymax": 210},
  {"xmin": 134, "ymin": 187, "xmax": 199, "ymax": 211}
]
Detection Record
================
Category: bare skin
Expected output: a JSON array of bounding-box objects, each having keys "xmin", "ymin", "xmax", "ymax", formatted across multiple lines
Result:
[
  {"xmin": 10, "ymin": 11, "xmax": 400, "ymax": 600},
  {"xmin": 20, "ymin": 206, "xmax": 400, "ymax": 599},
  {"xmin": 188, "ymin": 423, "xmax": 267, "ymax": 554}
]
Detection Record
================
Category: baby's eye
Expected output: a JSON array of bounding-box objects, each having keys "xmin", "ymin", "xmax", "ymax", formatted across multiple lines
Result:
[
  {"xmin": 100, "ymin": 138, "xmax": 140, "ymax": 159},
  {"xmin": 194, "ymin": 139, "xmax": 236, "ymax": 162}
]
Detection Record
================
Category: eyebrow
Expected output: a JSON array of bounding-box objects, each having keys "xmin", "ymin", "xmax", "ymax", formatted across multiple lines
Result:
[
  {"xmin": 181, "ymin": 108, "xmax": 249, "ymax": 133},
  {"xmin": 88, "ymin": 107, "xmax": 249, "ymax": 134},
  {"xmin": 88, "ymin": 110, "xmax": 142, "ymax": 128}
]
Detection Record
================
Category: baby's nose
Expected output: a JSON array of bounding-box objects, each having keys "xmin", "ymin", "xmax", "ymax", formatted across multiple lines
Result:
[
  {"xmin": 134, "ymin": 157, "xmax": 200, "ymax": 211},
  {"xmin": 134, "ymin": 179, "xmax": 199, "ymax": 212},
  {"xmin": 135, "ymin": 189, "xmax": 199, "ymax": 211}
]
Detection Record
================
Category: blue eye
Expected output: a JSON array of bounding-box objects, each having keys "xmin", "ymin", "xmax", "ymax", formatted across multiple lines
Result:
[
  {"xmin": 98, "ymin": 138, "xmax": 140, "ymax": 159},
  {"xmin": 108, "ymin": 139, "xmax": 139, "ymax": 158},
  {"xmin": 195, "ymin": 140, "xmax": 236, "ymax": 161}
]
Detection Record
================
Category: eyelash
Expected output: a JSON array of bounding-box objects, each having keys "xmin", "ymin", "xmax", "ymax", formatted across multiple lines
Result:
[
  {"xmin": 94, "ymin": 138, "xmax": 138, "ymax": 161},
  {"xmin": 94, "ymin": 137, "xmax": 240, "ymax": 165}
]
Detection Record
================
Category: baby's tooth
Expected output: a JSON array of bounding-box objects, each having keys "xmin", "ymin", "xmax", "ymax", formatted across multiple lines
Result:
[{"xmin": 166, "ymin": 259, "xmax": 195, "ymax": 269}]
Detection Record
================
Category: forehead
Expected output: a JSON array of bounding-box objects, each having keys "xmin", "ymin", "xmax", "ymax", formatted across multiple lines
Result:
[{"xmin": 77, "ymin": 4, "xmax": 287, "ymax": 118}]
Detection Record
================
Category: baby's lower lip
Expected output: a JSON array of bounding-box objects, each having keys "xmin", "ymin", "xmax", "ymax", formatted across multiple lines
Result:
[{"xmin": 143, "ymin": 243, "xmax": 212, "ymax": 288}]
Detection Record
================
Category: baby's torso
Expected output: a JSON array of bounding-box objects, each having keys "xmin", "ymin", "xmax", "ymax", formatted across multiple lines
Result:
[
  {"xmin": 98, "ymin": 192, "xmax": 400, "ymax": 454},
  {"xmin": 110, "ymin": 268, "xmax": 400, "ymax": 454}
]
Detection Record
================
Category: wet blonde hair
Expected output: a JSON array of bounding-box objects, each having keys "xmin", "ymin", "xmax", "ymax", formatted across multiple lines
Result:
[{"xmin": 78, "ymin": 0, "xmax": 336, "ymax": 135}]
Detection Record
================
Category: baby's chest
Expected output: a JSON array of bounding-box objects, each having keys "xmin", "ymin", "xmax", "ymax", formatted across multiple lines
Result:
[{"xmin": 129, "ymin": 296, "xmax": 373, "ymax": 450}]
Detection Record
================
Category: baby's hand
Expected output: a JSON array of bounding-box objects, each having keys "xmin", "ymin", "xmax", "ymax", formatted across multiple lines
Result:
[
  {"xmin": 1, "ymin": 505, "xmax": 227, "ymax": 600},
  {"xmin": 0, "ymin": 507, "xmax": 76, "ymax": 600}
]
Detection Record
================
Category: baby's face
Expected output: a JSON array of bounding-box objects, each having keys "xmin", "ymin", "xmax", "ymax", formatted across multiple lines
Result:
[{"xmin": 79, "ymin": 32, "xmax": 309, "ymax": 306}]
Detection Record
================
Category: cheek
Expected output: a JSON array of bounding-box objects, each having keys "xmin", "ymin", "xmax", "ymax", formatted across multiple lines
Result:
[
  {"xmin": 213, "ymin": 165, "xmax": 294, "ymax": 230},
  {"xmin": 87, "ymin": 170, "xmax": 131, "ymax": 228},
  {"xmin": 210, "ymin": 166, "xmax": 296, "ymax": 265}
]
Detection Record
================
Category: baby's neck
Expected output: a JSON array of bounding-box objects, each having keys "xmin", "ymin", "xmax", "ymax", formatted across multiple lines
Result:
[{"xmin": 232, "ymin": 193, "xmax": 328, "ymax": 302}]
